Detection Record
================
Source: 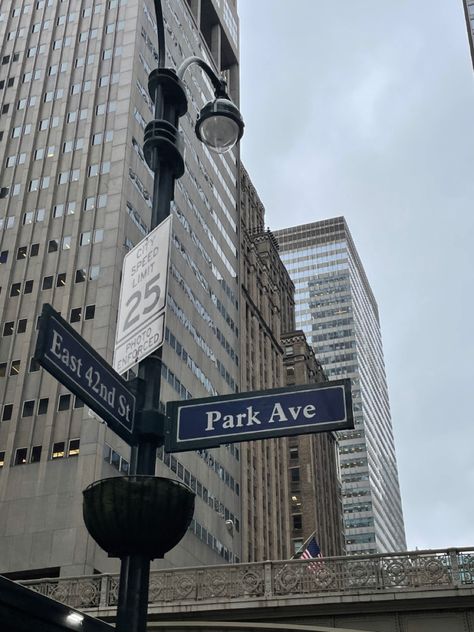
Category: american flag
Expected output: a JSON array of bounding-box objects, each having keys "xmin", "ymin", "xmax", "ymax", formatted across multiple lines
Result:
[{"xmin": 300, "ymin": 536, "xmax": 323, "ymax": 571}]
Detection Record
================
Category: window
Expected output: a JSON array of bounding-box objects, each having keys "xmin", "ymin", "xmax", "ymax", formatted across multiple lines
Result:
[
  {"xmin": 0, "ymin": 363, "xmax": 6, "ymax": 377},
  {"xmin": 3, "ymin": 322, "xmax": 14, "ymax": 336},
  {"xmin": 51, "ymin": 442, "xmax": 65, "ymax": 459},
  {"xmin": 10, "ymin": 360, "xmax": 20, "ymax": 375},
  {"xmin": 292, "ymin": 514, "xmax": 302, "ymax": 530},
  {"xmin": 30, "ymin": 243, "xmax": 39, "ymax": 256},
  {"xmin": 75, "ymin": 269, "xmax": 86, "ymax": 283},
  {"xmin": 94, "ymin": 229, "xmax": 104, "ymax": 243},
  {"xmin": 56, "ymin": 273, "xmax": 66, "ymax": 287},
  {"xmin": 80, "ymin": 232, "xmax": 91, "ymax": 246},
  {"xmin": 289, "ymin": 446, "xmax": 299, "ymax": 459},
  {"xmin": 53, "ymin": 204, "xmax": 64, "ymax": 218},
  {"xmin": 17, "ymin": 319, "xmax": 27, "ymax": 333},
  {"xmin": 70, "ymin": 308, "xmax": 81, "ymax": 323},
  {"xmin": 85, "ymin": 305, "xmax": 95, "ymax": 320},
  {"xmin": 14, "ymin": 448, "xmax": 28, "ymax": 465},
  {"xmin": 29, "ymin": 357, "xmax": 40, "ymax": 372},
  {"xmin": 84, "ymin": 197, "xmax": 95, "ymax": 211},
  {"xmin": 0, "ymin": 452, "xmax": 4, "ymax": 468},
  {"xmin": 74, "ymin": 397, "xmax": 84, "ymax": 409},
  {"xmin": 2, "ymin": 404, "xmax": 13, "ymax": 421},
  {"xmin": 58, "ymin": 394, "xmax": 71, "ymax": 411},
  {"xmin": 62, "ymin": 236, "xmax": 71, "ymax": 249},
  {"xmin": 30, "ymin": 446, "xmax": 42, "ymax": 463},
  {"xmin": 22, "ymin": 400, "xmax": 35, "ymax": 417},
  {"xmin": 38, "ymin": 398, "xmax": 49, "ymax": 415},
  {"xmin": 90, "ymin": 265, "xmax": 100, "ymax": 280},
  {"xmin": 24, "ymin": 280, "xmax": 34, "ymax": 294},
  {"xmin": 290, "ymin": 467, "xmax": 300, "ymax": 482},
  {"xmin": 17, "ymin": 246, "xmax": 27, "ymax": 259},
  {"xmin": 42, "ymin": 276, "xmax": 53, "ymax": 290},
  {"xmin": 10, "ymin": 283, "xmax": 21, "ymax": 297},
  {"xmin": 23, "ymin": 211, "xmax": 34, "ymax": 224},
  {"xmin": 0, "ymin": 250, "xmax": 8, "ymax": 264},
  {"xmin": 68, "ymin": 439, "xmax": 80, "ymax": 456}
]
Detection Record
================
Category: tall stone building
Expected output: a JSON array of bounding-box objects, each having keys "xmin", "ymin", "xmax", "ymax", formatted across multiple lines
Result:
[
  {"xmin": 281, "ymin": 331, "xmax": 344, "ymax": 557},
  {"xmin": 239, "ymin": 165, "xmax": 344, "ymax": 561},
  {"xmin": 275, "ymin": 218, "xmax": 406, "ymax": 554},
  {"xmin": 0, "ymin": 0, "xmax": 242, "ymax": 577}
]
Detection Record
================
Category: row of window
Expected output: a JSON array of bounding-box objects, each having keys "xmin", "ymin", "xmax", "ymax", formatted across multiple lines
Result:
[
  {"xmin": 1, "ymin": 304, "xmax": 96, "ymax": 337},
  {"xmin": 188, "ymin": 517, "xmax": 238, "ymax": 563},
  {"xmin": 1, "ymin": 394, "xmax": 83, "ymax": 421},
  {"xmin": 170, "ymin": 263, "xmax": 238, "ymax": 368},
  {"xmin": 156, "ymin": 445, "xmax": 240, "ymax": 532},
  {"xmin": 6, "ymin": 133, "xmax": 113, "ymax": 170},
  {"xmin": 196, "ymin": 448, "xmax": 240, "ymax": 495},
  {"xmin": 172, "ymin": 232, "xmax": 238, "ymax": 336},
  {"xmin": 0, "ymin": 195, "xmax": 109, "ymax": 235},
  {"xmin": 0, "ymin": 439, "xmax": 80, "ymax": 469},
  {"xmin": 165, "ymin": 327, "xmax": 217, "ymax": 397},
  {"xmin": 2, "ymin": 0, "xmax": 125, "ymax": 19},
  {"xmin": 7, "ymin": 101, "xmax": 117, "ymax": 143}
]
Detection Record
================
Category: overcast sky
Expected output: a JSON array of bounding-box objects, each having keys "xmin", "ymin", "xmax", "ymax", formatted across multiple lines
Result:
[{"xmin": 238, "ymin": 1, "xmax": 474, "ymax": 551}]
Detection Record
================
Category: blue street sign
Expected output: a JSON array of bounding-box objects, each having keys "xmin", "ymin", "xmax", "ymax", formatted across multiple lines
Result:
[
  {"xmin": 35, "ymin": 304, "xmax": 136, "ymax": 444},
  {"xmin": 165, "ymin": 379, "xmax": 353, "ymax": 452}
]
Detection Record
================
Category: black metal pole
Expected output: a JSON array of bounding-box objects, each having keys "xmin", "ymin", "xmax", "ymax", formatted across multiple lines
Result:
[{"xmin": 114, "ymin": 5, "xmax": 188, "ymax": 629}]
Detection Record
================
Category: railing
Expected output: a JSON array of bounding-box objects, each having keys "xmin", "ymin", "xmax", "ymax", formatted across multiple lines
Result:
[{"xmin": 20, "ymin": 547, "xmax": 474, "ymax": 611}]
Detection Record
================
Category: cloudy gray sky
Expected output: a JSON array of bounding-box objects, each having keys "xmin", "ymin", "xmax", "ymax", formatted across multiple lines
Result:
[{"xmin": 238, "ymin": 1, "xmax": 474, "ymax": 550}]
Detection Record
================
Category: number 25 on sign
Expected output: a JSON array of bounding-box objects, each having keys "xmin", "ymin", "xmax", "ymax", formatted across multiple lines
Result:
[
  {"xmin": 113, "ymin": 216, "xmax": 171, "ymax": 375},
  {"xmin": 121, "ymin": 273, "xmax": 161, "ymax": 335}
]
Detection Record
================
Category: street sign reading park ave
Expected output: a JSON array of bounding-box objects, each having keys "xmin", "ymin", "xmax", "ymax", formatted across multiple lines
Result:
[
  {"xmin": 165, "ymin": 379, "xmax": 353, "ymax": 452},
  {"xmin": 35, "ymin": 304, "xmax": 136, "ymax": 444},
  {"xmin": 113, "ymin": 216, "xmax": 171, "ymax": 375}
]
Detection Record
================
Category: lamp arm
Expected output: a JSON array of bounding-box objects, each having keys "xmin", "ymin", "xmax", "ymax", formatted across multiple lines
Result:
[
  {"xmin": 177, "ymin": 56, "xmax": 228, "ymax": 97},
  {"xmin": 152, "ymin": 0, "xmax": 166, "ymax": 68}
]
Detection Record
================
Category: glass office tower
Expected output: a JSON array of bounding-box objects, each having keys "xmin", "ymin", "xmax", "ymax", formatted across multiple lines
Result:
[
  {"xmin": 0, "ymin": 0, "xmax": 241, "ymax": 577},
  {"xmin": 275, "ymin": 218, "xmax": 406, "ymax": 554}
]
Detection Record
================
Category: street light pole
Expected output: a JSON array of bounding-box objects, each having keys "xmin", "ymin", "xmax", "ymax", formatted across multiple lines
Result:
[{"xmin": 113, "ymin": 2, "xmax": 244, "ymax": 632}]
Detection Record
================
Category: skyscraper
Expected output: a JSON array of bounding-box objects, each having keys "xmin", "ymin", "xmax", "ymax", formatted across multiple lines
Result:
[
  {"xmin": 463, "ymin": 0, "xmax": 474, "ymax": 69},
  {"xmin": 239, "ymin": 166, "xmax": 344, "ymax": 561},
  {"xmin": 275, "ymin": 218, "xmax": 406, "ymax": 554},
  {"xmin": 0, "ymin": 0, "xmax": 242, "ymax": 577}
]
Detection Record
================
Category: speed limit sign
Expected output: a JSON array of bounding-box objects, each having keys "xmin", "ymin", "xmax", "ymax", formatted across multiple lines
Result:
[{"xmin": 113, "ymin": 216, "xmax": 171, "ymax": 374}]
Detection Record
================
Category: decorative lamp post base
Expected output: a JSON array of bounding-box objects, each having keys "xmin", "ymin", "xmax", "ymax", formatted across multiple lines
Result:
[{"xmin": 83, "ymin": 476, "xmax": 195, "ymax": 559}]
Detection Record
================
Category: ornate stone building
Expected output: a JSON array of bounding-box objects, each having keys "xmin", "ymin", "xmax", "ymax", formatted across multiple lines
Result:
[
  {"xmin": 239, "ymin": 165, "xmax": 343, "ymax": 561},
  {"xmin": 281, "ymin": 331, "xmax": 344, "ymax": 557},
  {"xmin": 239, "ymin": 165, "xmax": 293, "ymax": 562}
]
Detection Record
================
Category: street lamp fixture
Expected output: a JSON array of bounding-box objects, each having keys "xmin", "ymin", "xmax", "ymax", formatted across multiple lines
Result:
[{"xmin": 196, "ymin": 96, "xmax": 244, "ymax": 153}]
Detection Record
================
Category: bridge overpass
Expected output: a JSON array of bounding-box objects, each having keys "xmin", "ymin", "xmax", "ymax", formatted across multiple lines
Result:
[{"xmin": 22, "ymin": 547, "xmax": 474, "ymax": 631}]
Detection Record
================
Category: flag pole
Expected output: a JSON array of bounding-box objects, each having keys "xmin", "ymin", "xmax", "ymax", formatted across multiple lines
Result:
[{"xmin": 291, "ymin": 530, "xmax": 318, "ymax": 560}]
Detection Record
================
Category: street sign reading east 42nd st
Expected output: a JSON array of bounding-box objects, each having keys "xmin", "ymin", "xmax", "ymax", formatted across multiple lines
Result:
[
  {"xmin": 165, "ymin": 379, "xmax": 353, "ymax": 452},
  {"xmin": 35, "ymin": 304, "xmax": 136, "ymax": 444},
  {"xmin": 113, "ymin": 215, "xmax": 171, "ymax": 375}
]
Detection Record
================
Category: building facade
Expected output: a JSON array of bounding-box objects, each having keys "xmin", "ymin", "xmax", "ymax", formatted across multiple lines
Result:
[
  {"xmin": 0, "ymin": 0, "xmax": 242, "ymax": 577},
  {"xmin": 275, "ymin": 218, "xmax": 406, "ymax": 554},
  {"xmin": 463, "ymin": 0, "xmax": 474, "ymax": 69},
  {"xmin": 239, "ymin": 166, "xmax": 344, "ymax": 562},
  {"xmin": 281, "ymin": 331, "xmax": 344, "ymax": 558}
]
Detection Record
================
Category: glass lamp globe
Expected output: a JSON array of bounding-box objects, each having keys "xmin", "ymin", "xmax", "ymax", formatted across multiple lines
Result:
[{"xmin": 196, "ymin": 97, "xmax": 244, "ymax": 154}]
